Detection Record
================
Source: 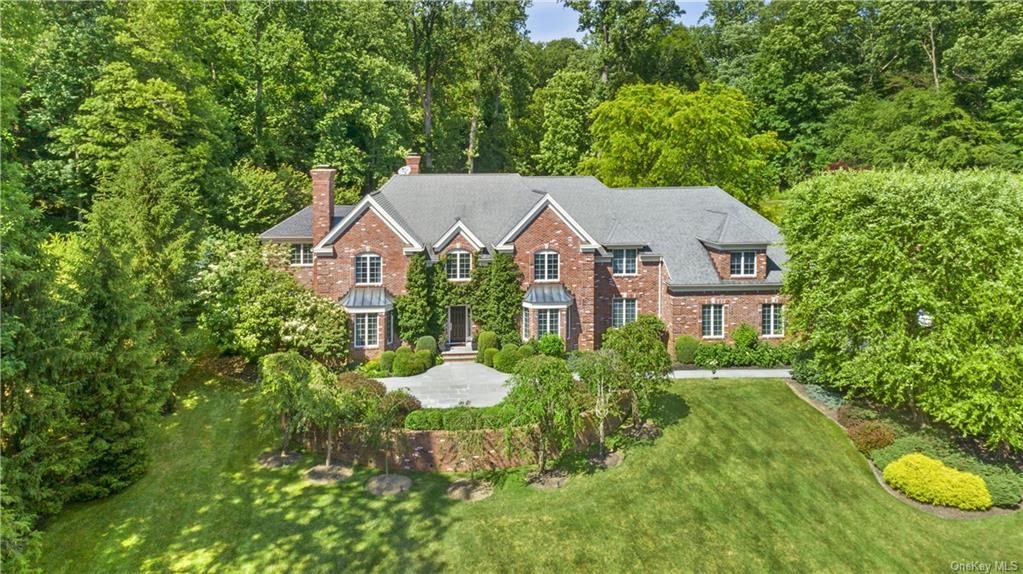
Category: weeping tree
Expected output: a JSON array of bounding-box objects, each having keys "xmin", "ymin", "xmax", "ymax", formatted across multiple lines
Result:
[
  {"xmin": 258, "ymin": 351, "xmax": 317, "ymax": 456},
  {"xmin": 601, "ymin": 315, "xmax": 672, "ymax": 427},
  {"xmin": 362, "ymin": 389, "xmax": 419, "ymax": 475},
  {"xmin": 571, "ymin": 349, "xmax": 630, "ymax": 456},
  {"xmin": 503, "ymin": 356, "xmax": 583, "ymax": 473},
  {"xmin": 294, "ymin": 364, "xmax": 365, "ymax": 467}
]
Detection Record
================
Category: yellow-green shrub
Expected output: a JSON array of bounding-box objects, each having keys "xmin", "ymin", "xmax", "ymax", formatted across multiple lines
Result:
[{"xmin": 882, "ymin": 453, "xmax": 992, "ymax": 510}]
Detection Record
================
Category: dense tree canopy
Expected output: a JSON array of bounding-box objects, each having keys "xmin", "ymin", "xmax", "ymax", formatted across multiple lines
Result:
[{"xmin": 782, "ymin": 170, "xmax": 1023, "ymax": 450}]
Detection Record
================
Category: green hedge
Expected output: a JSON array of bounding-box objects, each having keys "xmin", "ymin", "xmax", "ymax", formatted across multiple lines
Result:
[
  {"xmin": 493, "ymin": 343, "xmax": 520, "ymax": 373},
  {"xmin": 404, "ymin": 403, "xmax": 526, "ymax": 430},
  {"xmin": 871, "ymin": 433, "xmax": 1023, "ymax": 507},
  {"xmin": 483, "ymin": 347, "xmax": 498, "ymax": 367},
  {"xmin": 693, "ymin": 341, "xmax": 795, "ymax": 368},
  {"xmin": 883, "ymin": 453, "xmax": 993, "ymax": 510},
  {"xmin": 476, "ymin": 331, "xmax": 499, "ymax": 362},
  {"xmin": 415, "ymin": 335, "xmax": 438, "ymax": 356}
]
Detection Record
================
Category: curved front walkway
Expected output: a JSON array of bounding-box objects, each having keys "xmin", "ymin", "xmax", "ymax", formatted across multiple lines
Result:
[{"xmin": 378, "ymin": 362, "xmax": 510, "ymax": 408}]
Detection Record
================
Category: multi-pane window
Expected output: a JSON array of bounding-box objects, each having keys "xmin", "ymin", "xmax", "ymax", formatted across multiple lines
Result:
[
  {"xmin": 537, "ymin": 309, "xmax": 560, "ymax": 337},
  {"xmin": 446, "ymin": 251, "xmax": 472, "ymax": 281},
  {"xmin": 533, "ymin": 251, "xmax": 560, "ymax": 281},
  {"xmin": 386, "ymin": 311, "xmax": 395, "ymax": 344},
  {"xmin": 354, "ymin": 314, "xmax": 379, "ymax": 348},
  {"xmin": 729, "ymin": 251, "xmax": 756, "ymax": 277},
  {"xmin": 612, "ymin": 298, "xmax": 637, "ymax": 328},
  {"xmin": 701, "ymin": 304, "xmax": 724, "ymax": 338},
  {"xmin": 762, "ymin": 304, "xmax": 784, "ymax": 337},
  {"xmin": 521, "ymin": 308, "xmax": 530, "ymax": 340},
  {"xmin": 355, "ymin": 253, "xmax": 382, "ymax": 284},
  {"xmin": 612, "ymin": 248, "xmax": 638, "ymax": 275},
  {"xmin": 290, "ymin": 243, "xmax": 313, "ymax": 266}
]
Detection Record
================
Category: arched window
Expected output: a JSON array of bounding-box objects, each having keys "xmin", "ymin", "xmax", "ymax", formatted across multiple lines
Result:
[
  {"xmin": 446, "ymin": 250, "xmax": 472, "ymax": 281},
  {"xmin": 533, "ymin": 250, "xmax": 559, "ymax": 281},
  {"xmin": 355, "ymin": 253, "xmax": 382, "ymax": 285}
]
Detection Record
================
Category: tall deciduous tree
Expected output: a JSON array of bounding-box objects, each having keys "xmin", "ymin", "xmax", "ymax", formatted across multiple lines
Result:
[
  {"xmin": 581, "ymin": 82, "xmax": 785, "ymax": 207},
  {"xmin": 533, "ymin": 70, "xmax": 595, "ymax": 175}
]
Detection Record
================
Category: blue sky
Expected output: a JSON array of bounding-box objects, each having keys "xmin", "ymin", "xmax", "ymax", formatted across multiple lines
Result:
[{"xmin": 526, "ymin": 1, "xmax": 710, "ymax": 43}]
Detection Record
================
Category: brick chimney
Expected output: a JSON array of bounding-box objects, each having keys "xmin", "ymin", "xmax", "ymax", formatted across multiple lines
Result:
[
  {"xmin": 310, "ymin": 165, "xmax": 336, "ymax": 245},
  {"xmin": 404, "ymin": 154, "xmax": 421, "ymax": 175}
]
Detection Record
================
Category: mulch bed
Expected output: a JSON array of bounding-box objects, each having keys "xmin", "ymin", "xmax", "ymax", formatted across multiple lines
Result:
[
  {"xmin": 303, "ymin": 464, "xmax": 354, "ymax": 485},
  {"xmin": 446, "ymin": 479, "xmax": 494, "ymax": 502},
  {"xmin": 258, "ymin": 451, "xmax": 301, "ymax": 468},
  {"xmin": 366, "ymin": 474, "xmax": 412, "ymax": 496},
  {"xmin": 784, "ymin": 379, "xmax": 1020, "ymax": 519},
  {"xmin": 527, "ymin": 469, "xmax": 570, "ymax": 490}
]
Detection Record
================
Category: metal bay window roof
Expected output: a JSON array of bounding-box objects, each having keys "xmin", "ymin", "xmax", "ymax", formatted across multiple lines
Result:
[
  {"xmin": 340, "ymin": 287, "xmax": 393, "ymax": 310},
  {"xmin": 523, "ymin": 284, "xmax": 574, "ymax": 308}
]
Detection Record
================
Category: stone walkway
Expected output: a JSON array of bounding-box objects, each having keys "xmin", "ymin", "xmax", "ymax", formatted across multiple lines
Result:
[
  {"xmin": 378, "ymin": 362, "xmax": 510, "ymax": 408},
  {"xmin": 672, "ymin": 368, "xmax": 792, "ymax": 379}
]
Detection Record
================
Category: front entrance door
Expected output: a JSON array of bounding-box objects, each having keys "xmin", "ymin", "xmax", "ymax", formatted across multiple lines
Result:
[{"xmin": 448, "ymin": 305, "xmax": 469, "ymax": 344}]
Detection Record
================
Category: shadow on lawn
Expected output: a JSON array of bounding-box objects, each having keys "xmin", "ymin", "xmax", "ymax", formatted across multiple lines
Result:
[{"xmin": 647, "ymin": 390, "xmax": 690, "ymax": 428}]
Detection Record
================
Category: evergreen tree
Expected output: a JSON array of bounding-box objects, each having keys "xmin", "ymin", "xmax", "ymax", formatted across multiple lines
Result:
[
  {"xmin": 394, "ymin": 253, "xmax": 435, "ymax": 342},
  {"xmin": 471, "ymin": 253, "xmax": 524, "ymax": 336}
]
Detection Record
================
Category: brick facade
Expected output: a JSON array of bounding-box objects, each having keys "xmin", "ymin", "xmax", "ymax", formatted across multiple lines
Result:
[
  {"xmin": 705, "ymin": 247, "xmax": 769, "ymax": 280},
  {"xmin": 668, "ymin": 291, "xmax": 787, "ymax": 344}
]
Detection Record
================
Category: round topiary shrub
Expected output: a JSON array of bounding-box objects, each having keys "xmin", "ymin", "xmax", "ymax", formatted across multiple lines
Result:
[
  {"xmin": 499, "ymin": 332, "xmax": 522, "ymax": 347},
  {"xmin": 493, "ymin": 348, "xmax": 520, "ymax": 373},
  {"xmin": 847, "ymin": 420, "xmax": 896, "ymax": 453},
  {"xmin": 537, "ymin": 333, "xmax": 565, "ymax": 357},
  {"xmin": 380, "ymin": 389, "xmax": 423, "ymax": 423},
  {"xmin": 415, "ymin": 335, "xmax": 438, "ymax": 356},
  {"xmin": 674, "ymin": 335, "xmax": 699, "ymax": 364},
  {"xmin": 477, "ymin": 331, "xmax": 499, "ymax": 362},
  {"xmin": 517, "ymin": 344, "xmax": 535, "ymax": 359},
  {"xmin": 395, "ymin": 346, "xmax": 413, "ymax": 357},
  {"xmin": 379, "ymin": 350, "xmax": 396, "ymax": 373},
  {"xmin": 732, "ymin": 323, "xmax": 759, "ymax": 350},
  {"xmin": 483, "ymin": 347, "xmax": 499, "ymax": 367},
  {"xmin": 882, "ymin": 453, "xmax": 993, "ymax": 510},
  {"xmin": 337, "ymin": 372, "xmax": 386, "ymax": 397},
  {"xmin": 392, "ymin": 351, "xmax": 427, "ymax": 377},
  {"xmin": 415, "ymin": 348, "xmax": 434, "ymax": 369}
]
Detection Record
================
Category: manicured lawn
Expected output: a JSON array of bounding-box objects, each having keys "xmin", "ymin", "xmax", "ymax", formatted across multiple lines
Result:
[{"xmin": 38, "ymin": 373, "xmax": 1021, "ymax": 573}]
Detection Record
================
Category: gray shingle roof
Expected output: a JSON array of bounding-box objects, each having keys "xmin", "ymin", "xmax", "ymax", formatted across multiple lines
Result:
[
  {"xmin": 259, "ymin": 205, "xmax": 354, "ymax": 240},
  {"xmin": 262, "ymin": 174, "xmax": 786, "ymax": 288},
  {"xmin": 523, "ymin": 284, "xmax": 574, "ymax": 306},
  {"xmin": 340, "ymin": 287, "xmax": 393, "ymax": 309}
]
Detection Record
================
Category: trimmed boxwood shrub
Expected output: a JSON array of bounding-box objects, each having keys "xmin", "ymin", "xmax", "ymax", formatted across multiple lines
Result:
[
  {"xmin": 379, "ymin": 350, "xmax": 396, "ymax": 373},
  {"xmin": 476, "ymin": 331, "xmax": 499, "ymax": 362},
  {"xmin": 883, "ymin": 453, "xmax": 993, "ymax": 510},
  {"xmin": 674, "ymin": 335, "xmax": 699, "ymax": 364},
  {"xmin": 538, "ymin": 333, "xmax": 565, "ymax": 357},
  {"xmin": 847, "ymin": 420, "xmax": 895, "ymax": 453},
  {"xmin": 694, "ymin": 341, "xmax": 794, "ymax": 368},
  {"xmin": 493, "ymin": 345, "xmax": 520, "ymax": 373},
  {"xmin": 393, "ymin": 350, "xmax": 428, "ymax": 376},
  {"xmin": 518, "ymin": 344, "xmax": 535, "ymax": 359},
  {"xmin": 871, "ymin": 433, "xmax": 1023, "ymax": 507},
  {"xmin": 483, "ymin": 347, "xmax": 499, "ymax": 367},
  {"xmin": 415, "ymin": 348, "xmax": 433, "ymax": 367},
  {"xmin": 337, "ymin": 372, "xmax": 386, "ymax": 397},
  {"xmin": 499, "ymin": 332, "xmax": 522, "ymax": 347},
  {"xmin": 380, "ymin": 389, "xmax": 423, "ymax": 423},
  {"xmin": 415, "ymin": 335, "xmax": 438, "ymax": 356}
]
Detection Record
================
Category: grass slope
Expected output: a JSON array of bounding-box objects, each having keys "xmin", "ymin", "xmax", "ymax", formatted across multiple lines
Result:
[{"xmin": 39, "ymin": 373, "xmax": 1020, "ymax": 573}]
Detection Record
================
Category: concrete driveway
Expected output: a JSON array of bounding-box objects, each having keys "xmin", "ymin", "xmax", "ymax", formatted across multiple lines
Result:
[{"xmin": 378, "ymin": 362, "xmax": 510, "ymax": 408}]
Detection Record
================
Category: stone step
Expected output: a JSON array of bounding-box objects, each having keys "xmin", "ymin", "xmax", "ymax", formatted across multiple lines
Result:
[{"xmin": 441, "ymin": 350, "xmax": 477, "ymax": 363}]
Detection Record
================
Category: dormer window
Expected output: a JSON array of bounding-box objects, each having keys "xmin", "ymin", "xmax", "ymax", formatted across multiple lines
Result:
[
  {"xmin": 612, "ymin": 248, "xmax": 638, "ymax": 275},
  {"xmin": 290, "ymin": 243, "xmax": 313, "ymax": 266},
  {"xmin": 446, "ymin": 251, "xmax": 472, "ymax": 281},
  {"xmin": 729, "ymin": 251, "xmax": 756, "ymax": 277},
  {"xmin": 533, "ymin": 250, "xmax": 560, "ymax": 282},
  {"xmin": 355, "ymin": 253, "xmax": 382, "ymax": 285}
]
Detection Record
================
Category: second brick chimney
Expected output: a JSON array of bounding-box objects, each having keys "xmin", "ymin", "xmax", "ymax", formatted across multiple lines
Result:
[
  {"xmin": 310, "ymin": 165, "xmax": 336, "ymax": 246},
  {"xmin": 404, "ymin": 154, "xmax": 421, "ymax": 175}
]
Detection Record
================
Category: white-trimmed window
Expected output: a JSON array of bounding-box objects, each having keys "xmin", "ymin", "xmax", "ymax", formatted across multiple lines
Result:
[
  {"xmin": 290, "ymin": 243, "xmax": 313, "ymax": 266},
  {"xmin": 386, "ymin": 311, "xmax": 395, "ymax": 344},
  {"xmin": 354, "ymin": 314, "xmax": 379, "ymax": 348},
  {"xmin": 355, "ymin": 253, "xmax": 382, "ymax": 284},
  {"xmin": 612, "ymin": 298, "xmax": 637, "ymax": 327},
  {"xmin": 762, "ymin": 304, "xmax": 784, "ymax": 337},
  {"xmin": 729, "ymin": 251, "xmax": 756, "ymax": 277},
  {"xmin": 612, "ymin": 248, "xmax": 638, "ymax": 275},
  {"xmin": 533, "ymin": 251, "xmax": 560, "ymax": 281},
  {"xmin": 446, "ymin": 250, "xmax": 472, "ymax": 281},
  {"xmin": 521, "ymin": 308, "xmax": 530, "ymax": 339},
  {"xmin": 702, "ymin": 304, "xmax": 724, "ymax": 338},
  {"xmin": 537, "ymin": 309, "xmax": 560, "ymax": 337}
]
